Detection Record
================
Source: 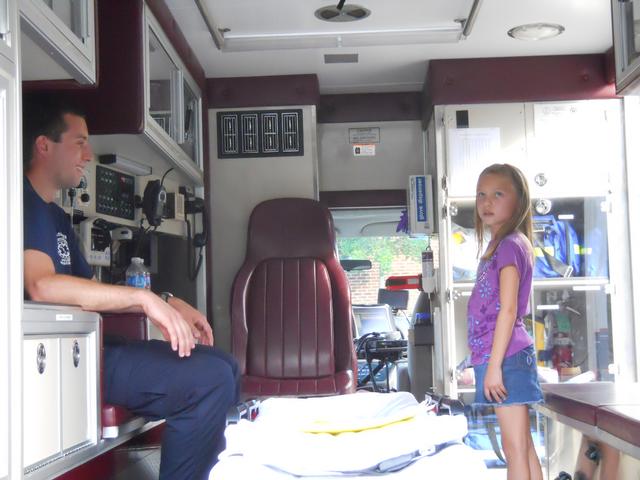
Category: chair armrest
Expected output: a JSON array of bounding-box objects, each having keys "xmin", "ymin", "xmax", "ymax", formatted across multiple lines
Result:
[{"xmin": 101, "ymin": 312, "xmax": 148, "ymax": 341}]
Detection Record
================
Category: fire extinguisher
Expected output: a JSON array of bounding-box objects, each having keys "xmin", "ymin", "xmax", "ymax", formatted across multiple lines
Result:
[{"xmin": 551, "ymin": 333, "xmax": 573, "ymax": 372}]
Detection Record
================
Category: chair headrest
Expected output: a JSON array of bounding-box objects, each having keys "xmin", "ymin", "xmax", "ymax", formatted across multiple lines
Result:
[{"xmin": 246, "ymin": 198, "xmax": 337, "ymax": 262}]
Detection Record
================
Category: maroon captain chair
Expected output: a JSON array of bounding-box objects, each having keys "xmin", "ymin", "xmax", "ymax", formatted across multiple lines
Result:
[{"xmin": 231, "ymin": 198, "xmax": 357, "ymax": 397}]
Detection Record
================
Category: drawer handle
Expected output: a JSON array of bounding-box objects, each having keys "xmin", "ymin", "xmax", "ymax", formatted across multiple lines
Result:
[
  {"xmin": 72, "ymin": 340, "xmax": 81, "ymax": 368},
  {"xmin": 36, "ymin": 343, "xmax": 46, "ymax": 374}
]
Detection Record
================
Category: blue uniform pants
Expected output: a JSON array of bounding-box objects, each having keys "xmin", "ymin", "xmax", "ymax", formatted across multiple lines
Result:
[{"xmin": 104, "ymin": 340, "xmax": 239, "ymax": 480}]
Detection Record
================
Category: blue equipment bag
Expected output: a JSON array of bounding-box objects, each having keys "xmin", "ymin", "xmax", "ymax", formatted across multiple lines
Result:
[{"xmin": 532, "ymin": 215, "xmax": 581, "ymax": 278}]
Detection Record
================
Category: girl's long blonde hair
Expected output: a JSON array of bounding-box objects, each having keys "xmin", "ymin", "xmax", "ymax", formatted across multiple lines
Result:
[{"xmin": 475, "ymin": 163, "xmax": 533, "ymax": 260}]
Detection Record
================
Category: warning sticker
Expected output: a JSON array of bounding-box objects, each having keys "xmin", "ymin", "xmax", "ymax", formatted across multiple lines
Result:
[{"xmin": 353, "ymin": 144, "xmax": 376, "ymax": 156}]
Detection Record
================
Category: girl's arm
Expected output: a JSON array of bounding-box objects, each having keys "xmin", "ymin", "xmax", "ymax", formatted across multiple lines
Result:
[{"xmin": 484, "ymin": 264, "xmax": 520, "ymax": 402}]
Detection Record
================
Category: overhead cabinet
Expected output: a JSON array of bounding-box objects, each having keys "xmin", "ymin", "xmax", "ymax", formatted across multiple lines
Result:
[
  {"xmin": 443, "ymin": 102, "xmax": 620, "ymax": 198},
  {"xmin": 0, "ymin": 0, "xmax": 16, "ymax": 62},
  {"xmin": 612, "ymin": 0, "xmax": 640, "ymax": 94},
  {"xmin": 20, "ymin": 0, "xmax": 96, "ymax": 84},
  {"xmin": 143, "ymin": 6, "xmax": 203, "ymax": 180},
  {"xmin": 30, "ymin": 0, "xmax": 205, "ymax": 185}
]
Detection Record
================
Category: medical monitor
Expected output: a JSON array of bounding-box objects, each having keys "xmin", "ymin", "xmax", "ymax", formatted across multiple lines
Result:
[{"xmin": 352, "ymin": 304, "xmax": 396, "ymax": 337}]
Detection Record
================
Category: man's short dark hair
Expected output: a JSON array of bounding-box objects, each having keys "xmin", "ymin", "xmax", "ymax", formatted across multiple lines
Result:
[{"xmin": 22, "ymin": 95, "xmax": 86, "ymax": 171}]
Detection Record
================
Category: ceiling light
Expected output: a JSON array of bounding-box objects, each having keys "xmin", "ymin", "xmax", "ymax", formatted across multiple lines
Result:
[
  {"xmin": 222, "ymin": 26, "xmax": 463, "ymax": 52},
  {"xmin": 507, "ymin": 23, "xmax": 565, "ymax": 41},
  {"xmin": 196, "ymin": 0, "xmax": 482, "ymax": 51},
  {"xmin": 98, "ymin": 154, "xmax": 152, "ymax": 176}
]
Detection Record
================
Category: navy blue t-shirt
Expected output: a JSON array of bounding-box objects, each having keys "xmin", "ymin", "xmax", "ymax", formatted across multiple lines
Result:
[{"xmin": 23, "ymin": 177, "xmax": 93, "ymax": 279}]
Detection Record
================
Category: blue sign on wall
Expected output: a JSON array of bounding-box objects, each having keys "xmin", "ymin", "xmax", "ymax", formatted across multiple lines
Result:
[{"xmin": 415, "ymin": 175, "xmax": 427, "ymax": 222}]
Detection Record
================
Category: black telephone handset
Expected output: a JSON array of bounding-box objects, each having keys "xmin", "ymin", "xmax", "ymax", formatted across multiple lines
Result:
[{"xmin": 142, "ymin": 180, "xmax": 167, "ymax": 227}]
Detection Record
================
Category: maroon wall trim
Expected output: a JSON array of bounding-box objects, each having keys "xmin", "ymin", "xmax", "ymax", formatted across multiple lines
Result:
[
  {"xmin": 319, "ymin": 190, "xmax": 406, "ymax": 208},
  {"xmin": 425, "ymin": 54, "xmax": 617, "ymax": 108},
  {"xmin": 146, "ymin": 0, "xmax": 206, "ymax": 92},
  {"xmin": 318, "ymin": 92, "xmax": 422, "ymax": 123},
  {"xmin": 206, "ymin": 75, "xmax": 320, "ymax": 108},
  {"xmin": 604, "ymin": 48, "xmax": 616, "ymax": 85}
]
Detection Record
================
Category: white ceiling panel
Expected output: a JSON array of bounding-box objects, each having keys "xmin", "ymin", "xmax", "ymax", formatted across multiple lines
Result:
[
  {"xmin": 165, "ymin": 0, "xmax": 613, "ymax": 93},
  {"xmin": 206, "ymin": 0, "xmax": 471, "ymax": 34}
]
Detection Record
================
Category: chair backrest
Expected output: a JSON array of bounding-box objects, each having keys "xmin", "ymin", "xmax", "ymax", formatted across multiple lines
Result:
[{"xmin": 231, "ymin": 198, "xmax": 356, "ymax": 397}]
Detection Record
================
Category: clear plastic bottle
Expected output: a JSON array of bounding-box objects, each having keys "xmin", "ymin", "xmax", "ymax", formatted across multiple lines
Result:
[{"xmin": 126, "ymin": 257, "xmax": 151, "ymax": 289}]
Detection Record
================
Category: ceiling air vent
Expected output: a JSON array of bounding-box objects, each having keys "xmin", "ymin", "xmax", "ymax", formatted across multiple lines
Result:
[
  {"xmin": 314, "ymin": 4, "xmax": 370, "ymax": 23},
  {"xmin": 324, "ymin": 53, "xmax": 359, "ymax": 64}
]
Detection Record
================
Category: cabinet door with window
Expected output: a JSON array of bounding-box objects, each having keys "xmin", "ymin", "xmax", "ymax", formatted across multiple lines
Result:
[
  {"xmin": 530, "ymin": 196, "xmax": 613, "ymax": 383},
  {"xmin": 19, "ymin": 0, "xmax": 96, "ymax": 83},
  {"xmin": 145, "ymin": 6, "xmax": 203, "ymax": 180},
  {"xmin": 0, "ymin": 3, "xmax": 22, "ymax": 475},
  {"xmin": 438, "ymin": 100, "xmax": 628, "ymax": 399},
  {"xmin": 0, "ymin": 0, "xmax": 16, "ymax": 63},
  {"xmin": 612, "ymin": 0, "xmax": 640, "ymax": 94},
  {"xmin": 0, "ymin": 56, "xmax": 13, "ymax": 480}
]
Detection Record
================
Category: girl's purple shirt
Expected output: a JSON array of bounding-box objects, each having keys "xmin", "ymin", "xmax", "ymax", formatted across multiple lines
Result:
[{"xmin": 467, "ymin": 232, "xmax": 534, "ymax": 365}]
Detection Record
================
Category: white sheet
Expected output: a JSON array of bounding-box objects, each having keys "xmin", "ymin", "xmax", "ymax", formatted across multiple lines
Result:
[
  {"xmin": 210, "ymin": 443, "xmax": 488, "ymax": 479},
  {"xmin": 210, "ymin": 392, "xmax": 489, "ymax": 479}
]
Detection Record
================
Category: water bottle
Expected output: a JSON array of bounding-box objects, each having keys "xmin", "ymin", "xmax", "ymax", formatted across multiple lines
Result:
[{"xmin": 126, "ymin": 257, "xmax": 151, "ymax": 289}]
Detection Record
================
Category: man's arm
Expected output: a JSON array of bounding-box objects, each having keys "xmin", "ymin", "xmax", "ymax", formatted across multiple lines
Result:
[
  {"xmin": 167, "ymin": 296, "xmax": 214, "ymax": 346},
  {"xmin": 25, "ymin": 249, "xmax": 198, "ymax": 357}
]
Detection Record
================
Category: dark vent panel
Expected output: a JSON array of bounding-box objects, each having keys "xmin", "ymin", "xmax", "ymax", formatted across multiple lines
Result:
[
  {"xmin": 282, "ymin": 112, "xmax": 301, "ymax": 153},
  {"xmin": 217, "ymin": 109, "xmax": 304, "ymax": 158},
  {"xmin": 220, "ymin": 114, "xmax": 239, "ymax": 155},
  {"xmin": 261, "ymin": 113, "xmax": 279, "ymax": 153},
  {"xmin": 324, "ymin": 53, "xmax": 359, "ymax": 64},
  {"xmin": 241, "ymin": 114, "xmax": 259, "ymax": 153}
]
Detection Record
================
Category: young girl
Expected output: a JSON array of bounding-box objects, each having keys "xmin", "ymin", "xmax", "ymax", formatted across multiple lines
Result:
[{"xmin": 468, "ymin": 163, "xmax": 543, "ymax": 480}]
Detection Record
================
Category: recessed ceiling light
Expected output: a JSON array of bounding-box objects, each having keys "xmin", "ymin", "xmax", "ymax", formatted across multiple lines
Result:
[{"xmin": 507, "ymin": 23, "xmax": 565, "ymax": 41}]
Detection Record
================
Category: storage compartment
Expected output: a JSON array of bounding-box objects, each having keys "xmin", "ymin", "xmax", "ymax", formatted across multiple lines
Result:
[
  {"xmin": 438, "ymin": 100, "xmax": 625, "ymax": 399},
  {"xmin": 60, "ymin": 336, "xmax": 94, "ymax": 451},
  {"xmin": 23, "ymin": 337, "xmax": 61, "ymax": 468},
  {"xmin": 19, "ymin": 0, "xmax": 96, "ymax": 83},
  {"xmin": 22, "ymin": 304, "xmax": 99, "ymax": 474}
]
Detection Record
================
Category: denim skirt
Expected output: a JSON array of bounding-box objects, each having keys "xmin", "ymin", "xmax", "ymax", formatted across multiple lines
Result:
[{"xmin": 473, "ymin": 345, "xmax": 543, "ymax": 407}]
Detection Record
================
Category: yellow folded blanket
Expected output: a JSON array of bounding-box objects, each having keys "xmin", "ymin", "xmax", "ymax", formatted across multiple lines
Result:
[{"xmin": 301, "ymin": 406, "xmax": 420, "ymax": 434}]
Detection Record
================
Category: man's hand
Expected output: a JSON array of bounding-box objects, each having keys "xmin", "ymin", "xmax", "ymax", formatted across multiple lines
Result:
[
  {"xmin": 139, "ymin": 291, "xmax": 197, "ymax": 357},
  {"xmin": 484, "ymin": 363, "xmax": 507, "ymax": 403},
  {"xmin": 168, "ymin": 296, "xmax": 214, "ymax": 346}
]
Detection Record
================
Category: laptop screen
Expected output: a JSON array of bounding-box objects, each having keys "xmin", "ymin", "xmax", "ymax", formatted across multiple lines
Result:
[{"xmin": 352, "ymin": 304, "xmax": 395, "ymax": 337}]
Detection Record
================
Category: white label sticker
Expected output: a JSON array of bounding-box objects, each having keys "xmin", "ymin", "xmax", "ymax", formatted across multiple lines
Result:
[
  {"xmin": 353, "ymin": 144, "xmax": 376, "ymax": 156},
  {"xmin": 56, "ymin": 314, "xmax": 73, "ymax": 321},
  {"xmin": 349, "ymin": 127, "xmax": 380, "ymax": 144}
]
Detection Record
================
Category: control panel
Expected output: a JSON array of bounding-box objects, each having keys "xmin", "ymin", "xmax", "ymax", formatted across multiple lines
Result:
[{"xmin": 95, "ymin": 166, "xmax": 136, "ymax": 220}]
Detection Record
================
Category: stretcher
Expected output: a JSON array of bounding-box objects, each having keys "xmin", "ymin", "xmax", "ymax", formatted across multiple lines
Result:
[{"xmin": 210, "ymin": 392, "xmax": 488, "ymax": 479}]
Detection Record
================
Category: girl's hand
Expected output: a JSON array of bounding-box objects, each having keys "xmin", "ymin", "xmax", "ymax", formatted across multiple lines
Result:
[{"xmin": 484, "ymin": 363, "xmax": 507, "ymax": 403}]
